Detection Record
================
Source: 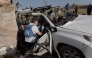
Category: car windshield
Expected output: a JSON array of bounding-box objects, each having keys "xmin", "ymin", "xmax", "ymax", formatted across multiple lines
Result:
[{"xmin": 53, "ymin": 9, "xmax": 78, "ymax": 26}]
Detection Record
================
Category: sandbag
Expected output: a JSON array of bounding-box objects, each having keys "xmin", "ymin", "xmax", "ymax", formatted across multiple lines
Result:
[
  {"xmin": 0, "ymin": 0, "xmax": 11, "ymax": 5},
  {"xmin": 0, "ymin": 1, "xmax": 18, "ymax": 48}
]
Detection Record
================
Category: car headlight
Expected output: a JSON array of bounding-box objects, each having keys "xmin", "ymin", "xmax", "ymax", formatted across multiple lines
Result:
[{"xmin": 84, "ymin": 35, "xmax": 92, "ymax": 41}]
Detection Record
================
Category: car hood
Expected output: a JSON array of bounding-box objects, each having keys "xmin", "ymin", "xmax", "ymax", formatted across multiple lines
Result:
[{"xmin": 62, "ymin": 15, "xmax": 92, "ymax": 34}]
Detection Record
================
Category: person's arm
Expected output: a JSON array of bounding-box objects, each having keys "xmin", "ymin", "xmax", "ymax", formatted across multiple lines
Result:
[
  {"xmin": 33, "ymin": 26, "xmax": 42, "ymax": 36},
  {"xmin": 37, "ymin": 31, "xmax": 42, "ymax": 36}
]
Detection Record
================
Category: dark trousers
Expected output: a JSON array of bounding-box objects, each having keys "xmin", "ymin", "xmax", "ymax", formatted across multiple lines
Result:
[
  {"xmin": 87, "ymin": 10, "xmax": 91, "ymax": 15},
  {"xmin": 75, "ymin": 10, "xmax": 78, "ymax": 14},
  {"xmin": 25, "ymin": 42, "xmax": 35, "ymax": 50}
]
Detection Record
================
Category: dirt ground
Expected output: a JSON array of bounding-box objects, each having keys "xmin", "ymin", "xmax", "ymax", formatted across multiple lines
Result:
[{"xmin": 0, "ymin": 51, "xmax": 58, "ymax": 58}]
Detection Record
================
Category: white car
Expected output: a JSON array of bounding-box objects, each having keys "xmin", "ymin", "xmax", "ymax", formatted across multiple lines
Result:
[{"xmin": 29, "ymin": 12, "xmax": 92, "ymax": 58}]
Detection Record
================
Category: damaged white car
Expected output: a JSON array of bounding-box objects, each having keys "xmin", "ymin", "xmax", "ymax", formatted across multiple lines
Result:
[
  {"xmin": 31, "ymin": 13, "xmax": 92, "ymax": 58},
  {"xmin": 16, "ymin": 8, "xmax": 92, "ymax": 58}
]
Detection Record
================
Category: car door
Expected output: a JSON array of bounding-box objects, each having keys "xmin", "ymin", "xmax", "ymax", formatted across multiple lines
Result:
[{"xmin": 24, "ymin": 27, "xmax": 53, "ymax": 58}]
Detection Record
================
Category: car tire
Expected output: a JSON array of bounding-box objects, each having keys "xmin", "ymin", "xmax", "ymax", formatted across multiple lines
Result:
[{"xmin": 59, "ymin": 45, "xmax": 85, "ymax": 58}]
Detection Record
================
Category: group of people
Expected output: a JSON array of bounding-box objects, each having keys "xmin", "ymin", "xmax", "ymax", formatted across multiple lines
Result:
[
  {"xmin": 47, "ymin": 7, "xmax": 62, "ymax": 24},
  {"xmin": 65, "ymin": 3, "xmax": 78, "ymax": 14},
  {"xmin": 65, "ymin": 3, "xmax": 92, "ymax": 15}
]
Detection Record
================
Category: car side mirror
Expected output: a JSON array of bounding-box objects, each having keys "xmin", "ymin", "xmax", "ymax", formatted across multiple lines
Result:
[{"xmin": 50, "ymin": 27, "xmax": 57, "ymax": 32}]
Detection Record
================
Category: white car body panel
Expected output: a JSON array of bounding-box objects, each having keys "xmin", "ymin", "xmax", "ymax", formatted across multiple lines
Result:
[
  {"xmin": 81, "ymin": 44, "xmax": 92, "ymax": 58},
  {"xmin": 62, "ymin": 15, "xmax": 92, "ymax": 35},
  {"xmin": 52, "ymin": 27, "xmax": 91, "ymax": 48}
]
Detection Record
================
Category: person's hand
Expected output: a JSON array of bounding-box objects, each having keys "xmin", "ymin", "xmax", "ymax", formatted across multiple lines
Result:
[
  {"xmin": 38, "ymin": 25, "xmax": 44, "ymax": 32},
  {"xmin": 37, "ymin": 31, "xmax": 42, "ymax": 36}
]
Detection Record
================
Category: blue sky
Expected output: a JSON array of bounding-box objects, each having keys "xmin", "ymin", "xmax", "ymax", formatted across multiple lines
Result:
[{"xmin": 13, "ymin": 0, "xmax": 92, "ymax": 9}]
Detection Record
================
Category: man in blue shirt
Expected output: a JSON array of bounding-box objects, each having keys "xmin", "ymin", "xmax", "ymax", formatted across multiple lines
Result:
[
  {"xmin": 65, "ymin": 3, "xmax": 70, "ymax": 10},
  {"xmin": 24, "ymin": 18, "xmax": 42, "ymax": 49}
]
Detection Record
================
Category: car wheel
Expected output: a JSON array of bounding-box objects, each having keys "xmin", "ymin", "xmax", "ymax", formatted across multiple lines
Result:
[{"xmin": 59, "ymin": 45, "xmax": 85, "ymax": 58}]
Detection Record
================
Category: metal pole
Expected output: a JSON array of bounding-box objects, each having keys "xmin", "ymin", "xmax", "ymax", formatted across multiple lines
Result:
[{"xmin": 44, "ymin": 1, "xmax": 47, "ymax": 6}]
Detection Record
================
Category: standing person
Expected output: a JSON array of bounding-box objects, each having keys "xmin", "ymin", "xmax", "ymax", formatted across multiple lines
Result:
[
  {"xmin": 30, "ymin": 6, "xmax": 32, "ymax": 10},
  {"xmin": 24, "ymin": 18, "xmax": 42, "ymax": 50},
  {"xmin": 87, "ymin": 4, "xmax": 92, "ymax": 15},
  {"xmin": 16, "ymin": 2, "xmax": 19, "ymax": 9},
  {"xmin": 74, "ymin": 5, "xmax": 78, "ymax": 14},
  {"xmin": 65, "ymin": 3, "xmax": 70, "ymax": 17},
  {"xmin": 47, "ymin": 10, "xmax": 58, "ymax": 24},
  {"xmin": 54, "ymin": 8, "xmax": 61, "ymax": 22},
  {"xmin": 30, "ymin": 6, "xmax": 33, "ymax": 11},
  {"xmin": 65, "ymin": 3, "xmax": 70, "ymax": 10}
]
